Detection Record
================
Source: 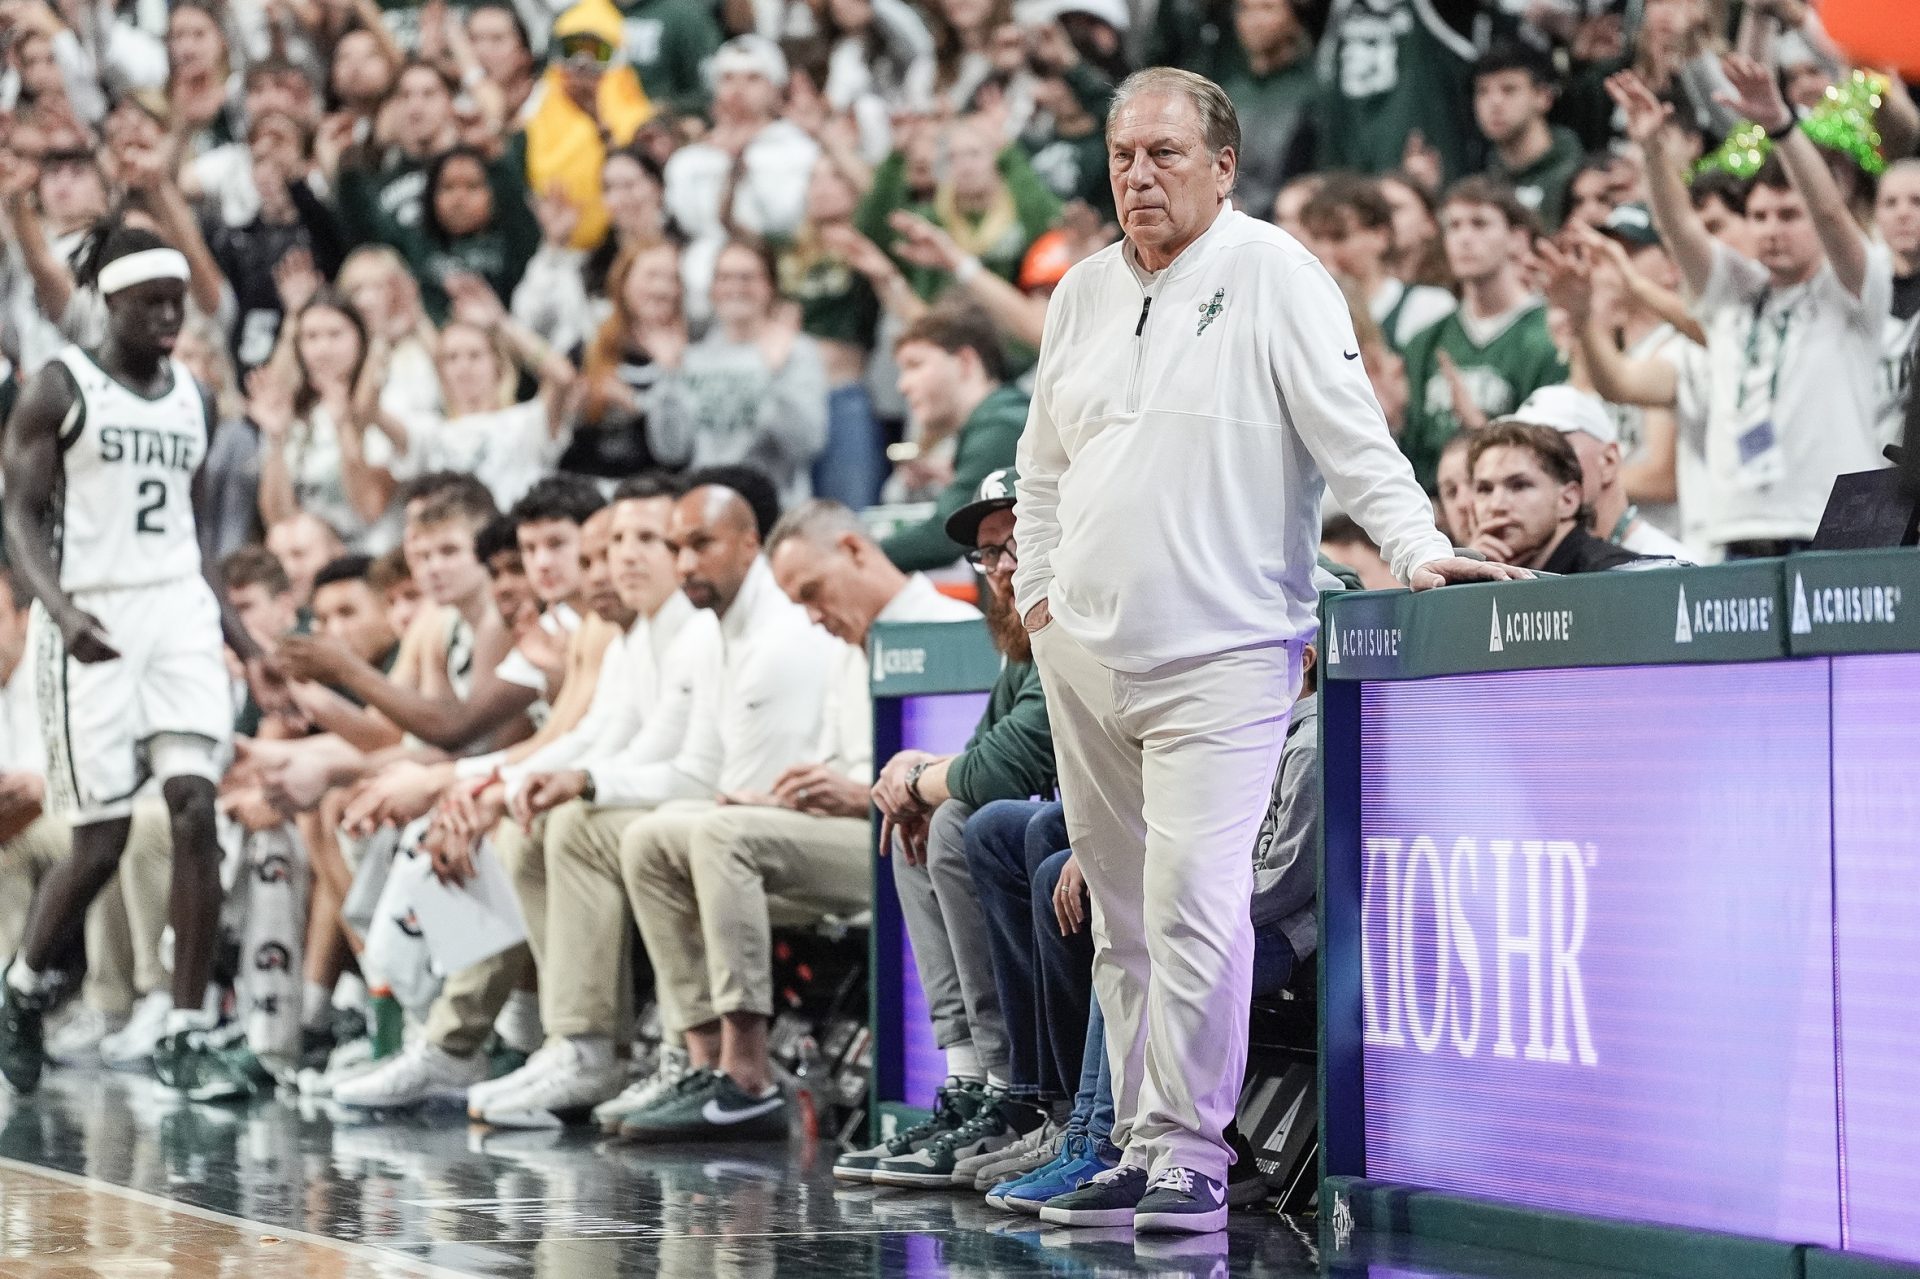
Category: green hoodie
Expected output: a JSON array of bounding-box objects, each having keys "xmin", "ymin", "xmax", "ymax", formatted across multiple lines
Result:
[
  {"xmin": 881, "ymin": 384, "xmax": 1030, "ymax": 572},
  {"xmin": 946, "ymin": 658, "xmax": 1055, "ymax": 808}
]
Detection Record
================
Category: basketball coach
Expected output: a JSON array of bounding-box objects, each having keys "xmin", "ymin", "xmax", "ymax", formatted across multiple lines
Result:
[{"xmin": 1012, "ymin": 67, "xmax": 1526, "ymax": 1234}]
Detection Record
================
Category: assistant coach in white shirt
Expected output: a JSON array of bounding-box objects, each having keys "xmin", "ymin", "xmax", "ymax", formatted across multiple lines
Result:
[{"xmin": 1013, "ymin": 67, "xmax": 1525, "ymax": 1235}]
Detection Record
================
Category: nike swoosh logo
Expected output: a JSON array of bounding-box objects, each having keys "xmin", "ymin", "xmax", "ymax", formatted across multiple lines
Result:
[
  {"xmin": 702, "ymin": 1095, "xmax": 783, "ymax": 1125},
  {"xmin": 1342, "ymin": 350, "xmax": 1360, "ymax": 360}
]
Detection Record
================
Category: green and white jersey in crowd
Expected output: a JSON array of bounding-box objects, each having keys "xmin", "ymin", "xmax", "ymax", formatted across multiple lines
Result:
[
  {"xmin": 1312, "ymin": 0, "xmax": 1494, "ymax": 183},
  {"xmin": 1398, "ymin": 298, "xmax": 1568, "ymax": 489}
]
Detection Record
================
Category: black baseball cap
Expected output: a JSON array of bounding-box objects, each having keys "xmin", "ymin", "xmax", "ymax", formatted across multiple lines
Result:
[{"xmin": 944, "ymin": 467, "xmax": 1019, "ymax": 547}]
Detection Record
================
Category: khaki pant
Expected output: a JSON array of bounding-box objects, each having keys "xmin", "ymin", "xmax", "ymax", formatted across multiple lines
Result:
[
  {"xmin": 424, "ymin": 814, "xmax": 551, "ymax": 1057},
  {"xmin": 539, "ymin": 801, "xmax": 649, "ymax": 1040},
  {"xmin": 624, "ymin": 805, "xmax": 869, "ymax": 1036},
  {"xmin": 1031, "ymin": 623, "xmax": 1299, "ymax": 1182},
  {"xmin": 0, "ymin": 801, "xmax": 172, "ymax": 1016}
]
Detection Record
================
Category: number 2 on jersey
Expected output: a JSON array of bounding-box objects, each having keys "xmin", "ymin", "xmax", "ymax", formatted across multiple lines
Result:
[{"xmin": 135, "ymin": 479, "xmax": 167, "ymax": 534}]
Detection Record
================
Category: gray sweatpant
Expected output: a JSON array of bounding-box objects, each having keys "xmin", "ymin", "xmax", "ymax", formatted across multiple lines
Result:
[{"xmin": 890, "ymin": 799, "xmax": 1008, "ymax": 1076}]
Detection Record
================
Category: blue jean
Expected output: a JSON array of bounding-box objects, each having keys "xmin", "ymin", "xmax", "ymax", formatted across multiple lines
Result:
[
  {"xmin": 962, "ymin": 800, "xmax": 1077, "ymax": 1101},
  {"xmin": 1060, "ymin": 908, "xmax": 1296, "ymax": 1152},
  {"xmin": 811, "ymin": 383, "xmax": 886, "ymax": 510}
]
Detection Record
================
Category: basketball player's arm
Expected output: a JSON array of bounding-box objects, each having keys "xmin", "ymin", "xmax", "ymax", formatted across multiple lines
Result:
[
  {"xmin": 1, "ymin": 365, "xmax": 115, "ymax": 661},
  {"xmin": 303, "ymin": 617, "xmax": 540, "ymax": 752}
]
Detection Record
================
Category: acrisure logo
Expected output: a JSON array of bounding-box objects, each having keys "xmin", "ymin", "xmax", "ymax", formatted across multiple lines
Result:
[
  {"xmin": 1489, "ymin": 598, "xmax": 1573, "ymax": 653},
  {"xmin": 872, "ymin": 642, "xmax": 927, "ymax": 683},
  {"xmin": 1674, "ymin": 584, "xmax": 1773, "ymax": 643},
  {"xmin": 1790, "ymin": 572, "xmax": 1902, "ymax": 634},
  {"xmin": 1362, "ymin": 834, "xmax": 1599, "ymax": 1067},
  {"xmin": 1329, "ymin": 617, "xmax": 1401, "ymax": 664}
]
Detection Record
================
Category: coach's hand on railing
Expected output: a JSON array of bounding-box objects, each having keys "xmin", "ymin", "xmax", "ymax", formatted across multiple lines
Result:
[{"xmin": 1408, "ymin": 556, "xmax": 1533, "ymax": 591}]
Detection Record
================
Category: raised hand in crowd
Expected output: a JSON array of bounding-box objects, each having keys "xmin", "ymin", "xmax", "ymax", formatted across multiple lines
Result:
[
  {"xmin": 274, "ymin": 248, "xmax": 324, "ymax": 317},
  {"xmin": 313, "ymin": 112, "xmax": 357, "ymax": 184},
  {"xmin": 245, "ymin": 367, "xmax": 298, "ymax": 445},
  {"xmin": 1605, "ymin": 70, "xmax": 1675, "ymax": 149},
  {"xmin": 533, "ymin": 183, "xmax": 582, "ymax": 251}
]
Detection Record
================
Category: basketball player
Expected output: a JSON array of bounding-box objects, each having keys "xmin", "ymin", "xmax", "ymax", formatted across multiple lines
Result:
[{"xmin": 0, "ymin": 227, "xmax": 283, "ymax": 1100}]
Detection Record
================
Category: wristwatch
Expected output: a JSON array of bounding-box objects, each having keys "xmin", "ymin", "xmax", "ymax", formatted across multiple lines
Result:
[
  {"xmin": 579, "ymin": 772, "xmax": 597, "ymax": 804},
  {"xmin": 905, "ymin": 761, "xmax": 933, "ymax": 808}
]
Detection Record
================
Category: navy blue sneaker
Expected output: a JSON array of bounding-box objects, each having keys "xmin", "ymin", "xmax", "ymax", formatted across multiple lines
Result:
[
  {"xmin": 1134, "ymin": 1166, "xmax": 1228, "ymax": 1234},
  {"xmin": 0, "ymin": 980, "xmax": 48, "ymax": 1095},
  {"xmin": 1037, "ymin": 1164, "xmax": 1148, "ymax": 1227}
]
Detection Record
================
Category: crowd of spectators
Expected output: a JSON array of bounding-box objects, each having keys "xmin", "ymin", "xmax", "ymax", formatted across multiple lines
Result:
[{"xmin": 0, "ymin": 0, "xmax": 1917, "ymax": 1230}]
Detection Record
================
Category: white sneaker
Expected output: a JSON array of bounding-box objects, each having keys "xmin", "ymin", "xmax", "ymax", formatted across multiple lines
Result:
[
  {"xmin": 474, "ymin": 1038, "xmax": 625, "ymax": 1129},
  {"xmin": 592, "ymin": 1046, "xmax": 690, "ymax": 1133},
  {"xmin": 964, "ymin": 1120, "xmax": 1063, "ymax": 1190},
  {"xmin": 333, "ymin": 1042, "xmax": 487, "ymax": 1110},
  {"xmin": 467, "ymin": 1039, "xmax": 568, "ymax": 1119},
  {"xmin": 46, "ymin": 1004, "xmax": 127, "ymax": 1066},
  {"xmin": 100, "ymin": 992, "xmax": 171, "ymax": 1071}
]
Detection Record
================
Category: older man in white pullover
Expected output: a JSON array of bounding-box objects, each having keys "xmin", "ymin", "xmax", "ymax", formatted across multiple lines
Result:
[{"xmin": 1013, "ymin": 67, "xmax": 1523, "ymax": 1235}]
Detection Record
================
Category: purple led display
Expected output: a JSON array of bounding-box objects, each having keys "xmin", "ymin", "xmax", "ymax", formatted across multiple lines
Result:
[
  {"xmin": 895, "ymin": 691, "xmax": 991, "ymax": 1110},
  {"xmin": 1358, "ymin": 663, "xmax": 1840, "ymax": 1245},
  {"xmin": 1831, "ymin": 652, "xmax": 1920, "ymax": 1264}
]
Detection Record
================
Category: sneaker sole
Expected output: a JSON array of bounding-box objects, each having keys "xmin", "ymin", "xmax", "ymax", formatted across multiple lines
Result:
[
  {"xmin": 618, "ymin": 1119, "xmax": 790, "ymax": 1144},
  {"xmin": 338, "ymin": 1085, "xmax": 478, "ymax": 1111},
  {"xmin": 1133, "ymin": 1206, "xmax": 1227, "ymax": 1234},
  {"xmin": 1038, "ymin": 1205, "xmax": 1138, "ymax": 1227},
  {"xmin": 831, "ymin": 1165, "xmax": 878, "ymax": 1184},
  {"xmin": 868, "ymin": 1166, "xmax": 963, "ymax": 1188}
]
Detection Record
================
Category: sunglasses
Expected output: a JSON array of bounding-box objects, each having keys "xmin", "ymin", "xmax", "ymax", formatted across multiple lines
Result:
[{"xmin": 557, "ymin": 34, "xmax": 615, "ymax": 65}]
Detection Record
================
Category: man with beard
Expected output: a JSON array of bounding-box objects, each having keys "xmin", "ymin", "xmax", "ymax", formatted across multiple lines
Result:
[{"xmin": 836, "ymin": 468, "xmax": 1060, "ymax": 1186}]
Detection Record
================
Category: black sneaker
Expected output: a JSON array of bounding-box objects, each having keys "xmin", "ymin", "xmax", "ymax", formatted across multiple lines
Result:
[
  {"xmin": 619, "ymin": 1070, "xmax": 789, "ymax": 1143},
  {"xmin": 152, "ymin": 1031, "xmax": 259, "ymax": 1103},
  {"xmin": 871, "ymin": 1090, "xmax": 1047, "ymax": 1188},
  {"xmin": 0, "ymin": 980, "xmax": 48, "ymax": 1095},
  {"xmin": 1134, "ymin": 1166, "xmax": 1228, "ymax": 1235},
  {"xmin": 1038, "ymin": 1164, "xmax": 1150, "ymax": 1227},
  {"xmin": 833, "ymin": 1079, "xmax": 985, "ymax": 1183}
]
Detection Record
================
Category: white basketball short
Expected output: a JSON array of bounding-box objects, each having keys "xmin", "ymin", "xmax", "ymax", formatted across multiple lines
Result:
[{"xmin": 31, "ymin": 576, "xmax": 233, "ymax": 824}]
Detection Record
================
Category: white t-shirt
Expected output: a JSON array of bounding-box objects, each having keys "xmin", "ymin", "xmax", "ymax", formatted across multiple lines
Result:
[
  {"xmin": 1876, "ymin": 303, "xmax": 1918, "ymax": 449},
  {"xmin": 1690, "ymin": 242, "xmax": 1893, "ymax": 546},
  {"xmin": 1612, "ymin": 322, "xmax": 1687, "ymax": 542},
  {"xmin": 1371, "ymin": 277, "xmax": 1457, "ymax": 351},
  {"xmin": 398, "ymin": 399, "xmax": 568, "ymax": 511},
  {"xmin": 287, "ymin": 404, "xmax": 398, "ymax": 550}
]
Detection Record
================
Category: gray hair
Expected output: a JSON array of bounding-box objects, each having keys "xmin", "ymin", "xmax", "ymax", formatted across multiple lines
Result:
[
  {"xmin": 765, "ymin": 499, "xmax": 871, "ymax": 557},
  {"xmin": 1105, "ymin": 67, "xmax": 1241, "ymax": 162}
]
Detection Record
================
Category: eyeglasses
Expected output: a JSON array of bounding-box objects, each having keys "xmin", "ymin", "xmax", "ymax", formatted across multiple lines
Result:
[
  {"xmin": 965, "ymin": 540, "xmax": 1017, "ymax": 572},
  {"xmin": 557, "ymin": 34, "xmax": 615, "ymax": 66}
]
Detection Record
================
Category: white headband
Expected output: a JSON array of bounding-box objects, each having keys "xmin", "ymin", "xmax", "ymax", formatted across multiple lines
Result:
[{"xmin": 97, "ymin": 248, "xmax": 190, "ymax": 296}]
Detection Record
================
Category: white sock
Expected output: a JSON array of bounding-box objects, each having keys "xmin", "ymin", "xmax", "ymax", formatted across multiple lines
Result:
[
  {"xmin": 946, "ymin": 1042, "xmax": 983, "ymax": 1083},
  {"xmin": 986, "ymin": 1070, "xmax": 1011, "ymax": 1091},
  {"xmin": 569, "ymin": 1034, "xmax": 614, "ymax": 1070},
  {"xmin": 496, "ymin": 989, "xmax": 543, "ymax": 1055},
  {"xmin": 302, "ymin": 981, "xmax": 333, "ymax": 1030},
  {"xmin": 7, "ymin": 957, "xmax": 45, "ymax": 998},
  {"xmin": 166, "ymin": 1007, "xmax": 217, "ymax": 1037}
]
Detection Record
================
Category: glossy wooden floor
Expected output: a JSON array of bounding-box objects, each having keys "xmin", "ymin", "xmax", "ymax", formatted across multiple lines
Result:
[{"xmin": 0, "ymin": 1068, "xmax": 1667, "ymax": 1279}]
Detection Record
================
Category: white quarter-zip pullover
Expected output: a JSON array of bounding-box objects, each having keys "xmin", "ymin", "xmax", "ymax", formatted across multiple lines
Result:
[{"xmin": 1013, "ymin": 206, "xmax": 1452, "ymax": 673}]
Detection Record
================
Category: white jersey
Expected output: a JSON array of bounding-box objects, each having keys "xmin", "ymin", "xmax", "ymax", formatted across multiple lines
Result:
[{"xmin": 53, "ymin": 346, "xmax": 208, "ymax": 593}]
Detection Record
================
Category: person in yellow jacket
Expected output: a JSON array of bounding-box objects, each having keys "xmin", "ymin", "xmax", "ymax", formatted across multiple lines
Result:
[{"xmin": 525, "ymin": 0, "xmax": 654, "ymax": 250}]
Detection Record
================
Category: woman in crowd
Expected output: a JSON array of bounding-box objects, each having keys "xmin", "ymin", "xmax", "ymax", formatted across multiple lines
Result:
[
  {"xmin": 818, "ymin": 0, "xmax": 936, "ymax": 118},
  {"xmin": 514, "ymin": 147, "xmax": 670, "ymax": 355},
  {"xmin": 335, "ymin": 246, "xmax": 444, "ymax": 418},
  {"xmin": 1378, "ymin": 173, "xmax": 1450, "ymax": 290},
  {"xmin": 253, "ymin": 292, "xmax": 404, "ymax": 549},
  {"xmin": 166, "ymin": 1, "xmax": 242, "ymax": 157},
  {"xmin": 403, "ymin": 146, "xmax": 540, "ymax": 322},
  {"xmin": 647, "ymin": 239, "xmax": 829, "ymax": 506},
  {"xmin": 392, "ymin": 275, "xmax": 578, "ymax": 510},
  {"xmin": 924, "ymin": 0, "xmax": 1013, "ymax": 113},
  {"xmin": 569, "ymin": 242, "xmax": 689, "ymax": 479}
]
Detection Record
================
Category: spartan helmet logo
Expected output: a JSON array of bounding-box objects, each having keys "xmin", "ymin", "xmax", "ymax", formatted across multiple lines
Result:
[
  {"xmin": 255, "ymin": 853, "xmax": 294, "ymax": 884},
  {"xmin": 254, "ymin": 941, "xmax": 292, "ymax": 972}
]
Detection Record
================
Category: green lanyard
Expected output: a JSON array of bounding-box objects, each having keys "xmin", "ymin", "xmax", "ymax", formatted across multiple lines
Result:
[
  {"xmin": 1736, "ymin": 292, "xmax": 1795, "ymax": 415},
  {"xmin": 1608, "ymin": 504, "xmax": 1639, "ymax": 546}
]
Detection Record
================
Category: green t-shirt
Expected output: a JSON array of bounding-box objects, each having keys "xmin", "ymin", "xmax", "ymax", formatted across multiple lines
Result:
[
  {"xmin": 775, "ymin": 240, "xmax": 881, "ymax": 350},
  {"xmin": 1217, "ymin": 56, "xmax": 1318, "ymax": 221},
  {"xmin": 1489, "ymin": 125, "xmax": 1586, "ymax": 233},
  {"xmin": 1313, "ymin": 0, "xmax": 1488, "ymax": 183},
  {"xmin": 1399, "ymin": 301, "xmax": 1568, "ymax": 489},
  {"xmin": 618, "ymin": 0, "xmax": 722, "ymax": 117},
  {"xmin": 881, "ymin": 384, "xmax": 1030, "ymax": 572}
]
